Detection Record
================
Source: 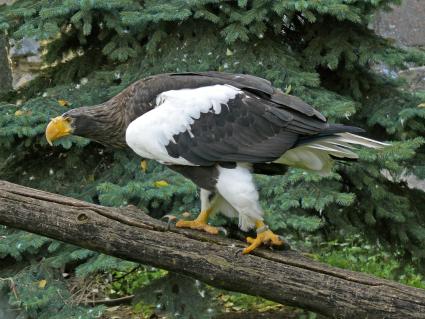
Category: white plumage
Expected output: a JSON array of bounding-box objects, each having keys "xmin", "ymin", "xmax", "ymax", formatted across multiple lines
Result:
[
  {"xmin": 197, "ymin": 164, "xmax": 263, "ymax": 231},
  {"xmin": 216, "ymin": 164, "xmax": 263, "ymax": 230},
  {"xmin": 277, "ymin": 132, "xmax": 389, "ymax": 175},
  {"xmin": 125, "ymin": 85, "xmax": 241, "ymax": 165}
]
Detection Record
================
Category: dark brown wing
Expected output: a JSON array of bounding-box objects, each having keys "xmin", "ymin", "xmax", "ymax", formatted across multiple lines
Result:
[
  {"xmin": 164, "ymin": 90, "xmax": 327, "ymax": 165},
  {"xmin": 168, "ymin": 72, "xmax": 326, "ymax": 122}
]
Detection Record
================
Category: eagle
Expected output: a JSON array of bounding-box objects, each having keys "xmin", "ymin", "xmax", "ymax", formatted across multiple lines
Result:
[{"xmin": 45, "ymin": 72, "xmax": 387, "ymax": 254}]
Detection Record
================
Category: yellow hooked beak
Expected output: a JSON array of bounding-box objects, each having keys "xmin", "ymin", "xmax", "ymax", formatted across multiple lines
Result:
[{"xmin": 45, "ymin": 116, "xmax": 72, "ymax": 146}]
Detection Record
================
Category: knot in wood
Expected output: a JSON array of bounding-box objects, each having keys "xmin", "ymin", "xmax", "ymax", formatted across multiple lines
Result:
[{"xmin": 77, "ymin": 213, "xmax": 89, "ymax": 223}]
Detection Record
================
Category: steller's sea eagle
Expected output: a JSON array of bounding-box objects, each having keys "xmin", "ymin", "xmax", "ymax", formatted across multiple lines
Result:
[{"xmin": 45, "ymin": 72, "xmax": 387, "ymax": 254}]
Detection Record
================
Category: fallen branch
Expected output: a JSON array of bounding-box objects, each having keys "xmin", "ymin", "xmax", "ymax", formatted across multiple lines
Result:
[
  {"xmin": 85, "ymin": 295, "xmax": 134, "ymax": 306},
  {"xmin": 212, "ymin": 310, "xmax": 299, "ymax": 319},
  {"xmin": 0, "ymin": 180, "xmax": 424, "ymax": 318}
]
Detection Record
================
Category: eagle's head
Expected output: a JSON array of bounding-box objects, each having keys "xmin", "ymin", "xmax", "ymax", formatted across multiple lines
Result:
[
  {"xmin": 45, "ymin": 79, "xmax": 158, "ymax": 148},
  {"xmin": 45, "ymin": 104, "xmax": 130, "ymax": 148}
]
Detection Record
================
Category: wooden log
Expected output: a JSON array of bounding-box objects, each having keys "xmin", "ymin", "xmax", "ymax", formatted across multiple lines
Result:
[{"xmin": 0, "ymin": 180, "xmax": 424, "ymax": 318}]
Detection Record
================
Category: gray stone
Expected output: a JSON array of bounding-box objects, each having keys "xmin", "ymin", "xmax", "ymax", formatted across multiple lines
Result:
[
  {"xmin": 9, "ymin": 38, "xmax": 40, "ymax": 57},
  {"xmin": 399, "ymin": 66, "xmax": 425, "ymax": 91},
  {"xmin": 10, "ymin": 39, "xmax": 41, "ymax": 88},
  {"xmin": 0, "ymin": 1, "xmax": 40, "ymax": 89},
  {"xmin": 383, "ymin": 169, "xmax": 425, "ymax": 193},
  {"xmin": 11, "ymin": 54, "xmax": 42, "ymax": 89},
  {"xmin": 374, "ymin": 0, "xmax": 425, "ymax": 47}
]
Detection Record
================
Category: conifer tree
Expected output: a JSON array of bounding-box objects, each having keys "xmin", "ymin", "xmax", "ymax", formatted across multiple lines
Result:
[{"xmin": 0, "ymin": 1, "xmax": 424, "ymax": 317}]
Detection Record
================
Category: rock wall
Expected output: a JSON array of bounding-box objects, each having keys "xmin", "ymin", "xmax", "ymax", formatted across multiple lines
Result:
[
  {"xmin": 0, "ymin": 0, "xmax": 41, "ymax": 89},
  {"xmin": 9, "ymin": 38, "xmax": 41, "ymax": 88},
  {"xmin": 374, "ymin": 0, "xmax": 425, "ymax": 47}
]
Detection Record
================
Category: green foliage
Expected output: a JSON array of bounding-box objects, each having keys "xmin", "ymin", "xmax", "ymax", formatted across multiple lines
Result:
[
  {"xmin": 134, "ymin": 273, "xmax": 221, "ymax": 319},
  {"xmin": 217, "ymin": 293, "xmax": 281, "ymax": 313},
  {"xmin": 108, "ymin": 266, "xmax": 167, "ymax": 297},
  {"xmin": 0, "ymin": 261, "xmax": 106, "ymax": 319},
  {"xmin": 314, "ymin": 234, "xmax": 425, "ymax": 289},
  {"xmin": 1, "ymin": 0, "xmax": 425, "ymax": 317}
]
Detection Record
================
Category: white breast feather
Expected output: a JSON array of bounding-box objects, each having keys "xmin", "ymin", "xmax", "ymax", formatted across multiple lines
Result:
[
  {"xmin": 125, "ymin": 85, "xmax": 241, "ymax": 165},
  {"xmin": 216, "ymin": 164, "xmax": 263, "ymax": 231}
]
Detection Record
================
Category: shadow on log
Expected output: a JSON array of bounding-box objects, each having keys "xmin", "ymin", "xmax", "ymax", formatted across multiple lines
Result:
[{"xmin": 0, "ymin": 180, "xmax": 424, "ymax": 318}]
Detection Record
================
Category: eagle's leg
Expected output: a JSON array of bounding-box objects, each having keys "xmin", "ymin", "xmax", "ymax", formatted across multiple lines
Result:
[
  {"xmin": 175, "ymin": 189, "xmax": 219, "ymax": 235},
  {"xmin": 242, "ymin": 220, "xmax": 283, "ymax": 254},
  {"xmin": 175, "ymin": 208, "xmax": 219, "ymax": 234}
]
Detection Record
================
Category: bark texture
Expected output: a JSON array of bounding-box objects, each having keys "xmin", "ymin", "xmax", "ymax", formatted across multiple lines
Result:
[
  {"xmin": 0, "ymin": 180, "xmax": 424, "ymax": 319},
  {"xmin": 0, "ymin": 33, "xmax": 12, "ymax": 94}
]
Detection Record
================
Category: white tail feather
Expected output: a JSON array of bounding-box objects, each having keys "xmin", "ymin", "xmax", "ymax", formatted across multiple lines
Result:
[
  {"xmin": 275, "ymin": 133, "xmax": 388, "ymax": 175},
  {"xmin": 334, "ymin": 132, "xmax": 389, "ymax": 149}
]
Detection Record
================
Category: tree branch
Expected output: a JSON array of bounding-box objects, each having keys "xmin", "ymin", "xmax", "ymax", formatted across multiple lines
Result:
[{"xmin": 0, "ymin": 180, "xmax": 424, "ymax": 318}]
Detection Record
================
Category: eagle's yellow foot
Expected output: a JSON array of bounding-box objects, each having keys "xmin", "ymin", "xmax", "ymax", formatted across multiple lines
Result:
[
  {"xmin": 242, "ymin": 221, "xmax": 283, "ymax": 254},
  {"xmin": 175, "ymin": 209, "xmax": 219, "ymax": 235},
  {"xmin": 176, "ymin": 219, "xmax": 219, "ymax": 234}
]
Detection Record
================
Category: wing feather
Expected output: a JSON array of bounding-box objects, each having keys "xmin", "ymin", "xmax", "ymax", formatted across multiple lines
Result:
[
  {"xmin": 125, "ymin": 75, "xmax": 331, "ymax": 166},
  {"xmin": 158, "ymin": 88, "xmax": 326, "ymax": 165},
  {"xmin": 169, "ymin": 72, "xmax": 326, "ymax": 122}
]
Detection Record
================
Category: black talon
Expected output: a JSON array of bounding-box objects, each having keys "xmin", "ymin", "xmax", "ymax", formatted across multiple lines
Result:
[
  {"xmin": 276, "ymin": 236, "xmax": 291, "ymax": 250},
  {"xmin": 161, "ymin": 214, "xmax": 177, "ymax": 230},
  {"xmin": 217, "ymin": 227, "xmax": 228, "ymax": 236},
  {"xmin": 161, "ymin": 214, "xmax": 177, "ymax": 222},
  {"xmin": 282, "ymin": 241, "xmax": 291, "ymax": 250},
  {"xmin": 235, "ymin": 248, "xmax": 244, "ymax": 256}
]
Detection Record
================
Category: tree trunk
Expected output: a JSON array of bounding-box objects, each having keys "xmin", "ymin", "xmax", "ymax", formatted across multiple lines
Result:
[
  {"xmin": 0, "ymin": 33, "xmax": 12, "ymax": 94},
  {"xmin": 0, "ymin": 180, "xmax": 424, "ymax": 319}
]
